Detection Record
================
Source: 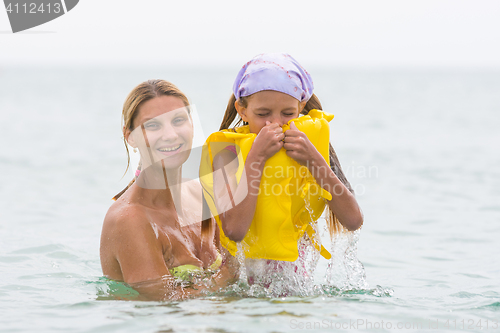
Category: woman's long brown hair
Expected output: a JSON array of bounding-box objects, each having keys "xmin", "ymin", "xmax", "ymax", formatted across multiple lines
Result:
[{"xmin": 219, "ymin": 93, "xmax": 353, "ymax": 235}]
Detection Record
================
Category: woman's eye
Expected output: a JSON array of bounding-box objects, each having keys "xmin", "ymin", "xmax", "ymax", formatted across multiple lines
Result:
[
  {"xmin": 144, "ymin": 122, "xmax": 160, "ymax": 130},
  {"xmin": 283, "ymin": 113, "xmax": 295, "ymax": 117},
  {"xmin": 257, "ymin": 114, "xmax": 269, "ymax": 117},
  {"xmin": 173, "ymin": 117, "xmax": 187, "ymax": 125}
]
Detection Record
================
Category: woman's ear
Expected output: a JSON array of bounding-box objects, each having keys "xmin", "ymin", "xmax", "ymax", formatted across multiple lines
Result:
[
  {"xmin": 124, "ymin": 127, "xmax": 137, "ymax": 148},
  {"xmin": 235, "ymin": 100, "xmax": 248, "ymax": 122}
]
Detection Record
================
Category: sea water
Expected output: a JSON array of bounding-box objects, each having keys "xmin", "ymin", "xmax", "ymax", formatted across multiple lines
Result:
[{"xmin": 0, "ymin": 66, "xmax": 499, "ymax": 332}]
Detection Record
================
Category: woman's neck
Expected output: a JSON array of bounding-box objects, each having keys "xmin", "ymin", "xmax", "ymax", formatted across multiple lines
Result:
[{"xmin": 133, "ymin": 161, "xmax": 184, "ymax": 216}]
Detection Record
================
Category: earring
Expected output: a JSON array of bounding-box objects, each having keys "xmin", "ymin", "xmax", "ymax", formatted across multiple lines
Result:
[{"xmin": 133, "ymin": 148, "xmax": 137, "ymax": 153}]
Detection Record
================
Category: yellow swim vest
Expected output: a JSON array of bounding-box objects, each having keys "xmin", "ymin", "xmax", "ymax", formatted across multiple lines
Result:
[{"xmin": 200, "ymin": 109, "xmax": 333, "ymax": 261}]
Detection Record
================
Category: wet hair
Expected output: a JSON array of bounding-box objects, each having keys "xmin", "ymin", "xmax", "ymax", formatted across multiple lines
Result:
[
  {"xmin": 219, "ymin": 92, "xmax": 354, "ymax": 235},
  {"xmin": 113, "ymin": 79, "xmax": 189, "ymax": 200}
]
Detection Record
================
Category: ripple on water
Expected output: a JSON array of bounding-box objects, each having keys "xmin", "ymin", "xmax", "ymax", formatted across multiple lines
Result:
[
  {"xmin": 444, "ymin": 237, "xmax": 491, "ymax": 244},
  {"xmin": 65, "ymin": 301, "xmax": 100, "ymax": 309},
  {"xmin": 458, "ymin": 273, "xmax": 489, "ymax": 279},
  {"xmin": 0, "ymin": 255, "xmax": 31, "ymax": 263},
  {"xmin": 479, "ymin": 302, "xmax": 500, "ymax": 310},
  {"xmin": 9, "ymin": 244, "xmax": 65, "ymax": 255},
  {"xmin": 46, "ymin": 251, "xmax": 81, "ymax": 260},
  {"xmin": 450, "ymin": 291, "xmax": 482, "ymax": 299},
  {"xmin": 18, "ymin": 272, "xmax": 84, "ymax": 280},
  {"xmin": 319, "ymin": 285, "xmax": 394, "ymax": 298},
  {"xmin": 372, "ymin": 230, "xmax": 423, "ymax": 237},
  {"xmin": 479, "ymin": 205, "xmax": 500, "ymax": 211},
  {"xmin": 0, "ymin": 284, "xmax": 44, "ymax": 291},
  {"xmin": 246, "ymin": 310, "xmax": 309, "ymax": 318},
  {"xmin": 421, "ymin": 256, "xmax": 454, "ymax": 262}
]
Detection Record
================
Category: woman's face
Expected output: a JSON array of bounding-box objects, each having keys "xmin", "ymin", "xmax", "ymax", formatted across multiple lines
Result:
[
  {"xmin": 126, "ymin": 95, "xmax": 193, "ymax": 170},
  {"xmin": 236, "ymin": 90, "xmax": 305, "ymax": 133}
]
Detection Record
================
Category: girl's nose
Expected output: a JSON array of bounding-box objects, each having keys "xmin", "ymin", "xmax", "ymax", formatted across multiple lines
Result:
[{"xmin": 271, "ymin": 115, "xmax": 283, "ymax": 127}]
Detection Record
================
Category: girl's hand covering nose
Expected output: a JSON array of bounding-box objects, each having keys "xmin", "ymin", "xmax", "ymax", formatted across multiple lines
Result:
[{"xmin": 252, "ymin": 121, "xmax": 285, "ymax": 161}]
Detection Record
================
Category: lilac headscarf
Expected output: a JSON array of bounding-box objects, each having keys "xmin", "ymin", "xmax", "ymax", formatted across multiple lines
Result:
[{"xmin": 232, "ymin": 53, "xmax": 314, "ymax": 102}]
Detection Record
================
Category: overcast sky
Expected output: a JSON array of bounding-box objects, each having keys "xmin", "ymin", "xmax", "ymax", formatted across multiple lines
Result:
[{"xmin": 1, "ymin": 0, "xmax": 500, "ymax": 68}]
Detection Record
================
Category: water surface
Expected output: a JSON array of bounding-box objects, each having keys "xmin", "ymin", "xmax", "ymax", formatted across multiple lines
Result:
[{"xmin": 1, "ymin": 67, "xmax": 499, "ymax": 332}]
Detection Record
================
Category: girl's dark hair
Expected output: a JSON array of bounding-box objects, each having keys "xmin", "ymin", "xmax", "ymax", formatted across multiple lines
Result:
[{"xmin": 220, "ymin": 93, "xmax": 353, "ymax": 235}]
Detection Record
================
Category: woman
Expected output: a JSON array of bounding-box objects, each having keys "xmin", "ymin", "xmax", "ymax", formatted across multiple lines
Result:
[{"xmin": 100, "ymin": 80, "xmax": 238, "ymax": 301}]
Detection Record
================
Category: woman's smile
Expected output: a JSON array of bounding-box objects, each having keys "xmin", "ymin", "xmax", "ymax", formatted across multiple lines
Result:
[{"xmin": 157, "ymin": 143, "xmax": 183, "ymax": 156}]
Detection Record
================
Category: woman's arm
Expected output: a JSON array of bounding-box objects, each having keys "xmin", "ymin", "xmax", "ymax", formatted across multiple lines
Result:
[
  {"xmin": 101, "ymin": 205, "xmax": 239, "ymax": 300},
  {"xmin": 283, "ymin": 122, "xmax": 363, "ymax": 231},
  {"xmin": 101, "ymin": 207, "xmax": 187, "ymax": 301},
  {"xmin": 212, "ymin": 122, "xmax": 284, "ymax": 241}
]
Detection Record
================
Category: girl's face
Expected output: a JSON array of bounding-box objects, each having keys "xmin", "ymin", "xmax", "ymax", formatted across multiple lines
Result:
[
  {"xmin": 126, "ymin": 95, "xmax": 193, "ymax": 170},
  {"xmin": 236, "ymin": 90, "xmax": 306, "ymax": 133}
]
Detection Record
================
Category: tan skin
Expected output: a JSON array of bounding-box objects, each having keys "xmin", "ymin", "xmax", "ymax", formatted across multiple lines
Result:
[
  {"xmin": 213, "ymin": 90, "xmax": 363, "ymax": 242},
  {"xmin": 100, "ymin": 96, "xmax": 238, "ymax": 301}
]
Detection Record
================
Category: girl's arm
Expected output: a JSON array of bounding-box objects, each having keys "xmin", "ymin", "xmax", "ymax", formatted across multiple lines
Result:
[
  {"xmin": 283, "ymin": 122, "xmax": 363, "ymax": 231},
  {"xmin": 212, "ymin": 122, "xmax": 284, "ymax": 241}
]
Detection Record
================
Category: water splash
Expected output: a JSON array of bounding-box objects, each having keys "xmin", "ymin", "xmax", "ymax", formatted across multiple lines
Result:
[
  {"xmin": 326, "ymin": 228, "xmax": 369, "ymax": 290},
  {"xmin": 225, "ymin": 210, "xmax": 374, "ymax": 298},
  {"xmin": 209, "ymin": 193, "xmax": 375, "ymax": 298},
  {"xmin": 241, "ymin": 236, "xmax": 319, "ymax": 297}
]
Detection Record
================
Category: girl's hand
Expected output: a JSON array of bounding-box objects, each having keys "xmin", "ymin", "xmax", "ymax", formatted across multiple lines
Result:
[
  {"xmin": 284, "ymin": 121, "xmax": 319, "ymax": 166},
  {"xmin": 252, "ymin": 121, "xmax": 284, "ymax": 161}
]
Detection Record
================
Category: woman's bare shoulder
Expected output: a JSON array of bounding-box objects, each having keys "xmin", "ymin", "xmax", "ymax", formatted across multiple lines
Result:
[{"xmin": 102, "ymin": 195, "xmax": 150, "ymax": 234}]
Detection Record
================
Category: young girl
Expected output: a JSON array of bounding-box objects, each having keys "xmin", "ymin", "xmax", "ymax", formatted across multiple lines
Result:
[{"xmin": 201, "ymin": 54, "xmax": 363, "ymax": 289}]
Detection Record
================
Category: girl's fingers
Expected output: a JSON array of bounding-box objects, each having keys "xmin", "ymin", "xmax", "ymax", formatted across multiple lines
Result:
[
  {"xmin": 284, "ymin": 129, "xmax": 302, "ymax": 138},
  {"xmin": 283, "ymin": 136, "xmax": 302, "ymax": 144},
  {"xmin": 283, "ymin": 141, "xmax": 303, "ymax": 150},
  {"xmin": 286, "ymin": 122, "xmax": 302, "ymax": 134}
]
